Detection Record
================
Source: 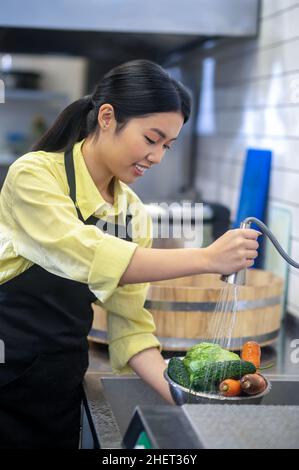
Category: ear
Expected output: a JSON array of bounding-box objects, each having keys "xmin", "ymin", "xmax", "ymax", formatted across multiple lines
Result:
[{"xmin": 97, "ymin": 103, "xmax": 115, "ymax": 130}]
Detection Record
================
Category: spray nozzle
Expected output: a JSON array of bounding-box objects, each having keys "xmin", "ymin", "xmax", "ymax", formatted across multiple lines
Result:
[{"xmin": 220, "ymin": 217, "xmax": 299, "ymax": 286}]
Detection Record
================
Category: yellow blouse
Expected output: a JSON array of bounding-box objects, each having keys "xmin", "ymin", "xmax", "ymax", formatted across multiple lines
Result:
[{"xmin": 0, "ymin": 139, "xmax": 161, "ymax": 374}]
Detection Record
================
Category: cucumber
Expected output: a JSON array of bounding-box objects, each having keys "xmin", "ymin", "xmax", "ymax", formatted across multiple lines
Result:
[
  {"xmin": 191, "ymin": 360, "xmax": 256, "ymax": 391},
  {"xmin": 167, "ymin": 357, "xmax": 191, "ymax": 388}
]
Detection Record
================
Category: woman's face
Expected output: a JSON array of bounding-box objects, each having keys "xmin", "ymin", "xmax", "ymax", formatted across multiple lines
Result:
[{"xmin": 96, "ymin": 105, "xmax": 185, "ymax": 184}]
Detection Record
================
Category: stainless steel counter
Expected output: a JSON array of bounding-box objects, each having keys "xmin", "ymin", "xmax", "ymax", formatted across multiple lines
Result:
[{"xmin": 82, "ymin": 374, "xmax": 168, "ymax": 448}]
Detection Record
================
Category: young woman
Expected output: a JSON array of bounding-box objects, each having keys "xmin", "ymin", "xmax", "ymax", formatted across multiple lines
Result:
[{"xmin": 0, "ymin": 59, "xmax": 260, "ymax": 448}]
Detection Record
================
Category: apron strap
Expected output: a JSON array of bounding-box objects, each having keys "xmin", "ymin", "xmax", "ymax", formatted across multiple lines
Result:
[
  {"xmin": 64, "ymin": 146, "xmax": 133, "ymax": 240},
  {"xmin": 64, "ymin": 147, "xmax": 85, "ymax": 223}
]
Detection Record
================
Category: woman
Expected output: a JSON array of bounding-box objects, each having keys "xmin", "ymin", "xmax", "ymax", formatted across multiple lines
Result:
[{"xmin": 0, "ymin": 59, "xmax": 260, "ymax": 448}]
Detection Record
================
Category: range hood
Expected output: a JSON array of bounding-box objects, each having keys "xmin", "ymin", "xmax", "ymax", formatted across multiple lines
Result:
[{"xmin": 0, "ymin": 0, "xmax": 259, "ymax": 63}]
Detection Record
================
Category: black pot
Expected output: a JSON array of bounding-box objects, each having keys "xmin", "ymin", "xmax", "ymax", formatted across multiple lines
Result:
[{"xmin": 1, "ymin": 70, "xmax": 42, "ymax": 90}]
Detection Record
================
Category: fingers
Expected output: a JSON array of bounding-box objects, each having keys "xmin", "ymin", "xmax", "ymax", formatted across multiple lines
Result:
[
  {"xmin": 241, "ymin": 228, "xmax": 262, "ymax": 240},
  {"xmin": 246, "ymin": 259, "xmax": 255, "ymax": 268},
  {"xmin": 245, "ymin": 249, "xmax": 259, "ymax": 259},
  {"xmin": 244, "ymin": 239, "xmax": 259, "ymax": 250}
]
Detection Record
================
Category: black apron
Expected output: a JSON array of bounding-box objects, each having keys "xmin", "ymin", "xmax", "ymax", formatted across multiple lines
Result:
[{"xmin": 0, "ymin": 146, "xmax": 132, "ymax": 449}]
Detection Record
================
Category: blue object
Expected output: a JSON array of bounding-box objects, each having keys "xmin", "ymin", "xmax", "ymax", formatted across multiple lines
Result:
[{"xmin": 233, "ymin": 148, "xmax": 272, "ymax": 268}]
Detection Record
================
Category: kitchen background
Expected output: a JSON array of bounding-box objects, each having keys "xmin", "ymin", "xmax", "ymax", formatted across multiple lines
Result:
[{"xmin": 0, "ymin": 0, "xmax": 298, "ymax": 322}]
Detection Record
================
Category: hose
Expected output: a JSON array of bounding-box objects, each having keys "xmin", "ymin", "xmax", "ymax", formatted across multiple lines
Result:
[{"xmin": 243, "ymin": 216, "xmax": 299, "ymax": 269}]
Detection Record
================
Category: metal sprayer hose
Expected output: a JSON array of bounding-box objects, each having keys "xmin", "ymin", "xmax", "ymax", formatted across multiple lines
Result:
[{"xmin": 243, "ymin": 217, "xmax": 299, "ymax": 269}]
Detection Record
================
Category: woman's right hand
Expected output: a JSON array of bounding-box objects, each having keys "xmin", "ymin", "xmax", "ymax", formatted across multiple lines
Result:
[
  {"xmin": 202, "ymin": 228, "xmax": 262, "ymax": 275},
  {"xmin": 120, "ymin": 228, "xmax": 262, "ymax": 285}
]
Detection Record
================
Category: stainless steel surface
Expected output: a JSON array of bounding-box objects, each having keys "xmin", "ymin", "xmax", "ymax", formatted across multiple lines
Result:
[
  {"xmin": 83, "ymin": 373, "xmax": 299, "ymax": 448},
  {"xmin": 164, "ymin": 369, "xmax": 271, "ymax": 406},
  {"xmin": 3, "ymin": 0, "xmax": 260, "ymax": 35},
  {"xmin": 101, "ymin": 376, "xmax": 169, "ymax": 437},
  {"xmin": 220, "ymin": 269, "xmax": 247, "ymax": 286},
  {"xmin": 0, "ymin": 0, "xmax": 260, "ymax": 56},
  {"xmin": 83, "ymin": 373, "xmax": 123, "ymax": 449},
  {"xmin": 123, "ymin": 405, "xmax": 202, "ymax": 449},
  {"xmin": 83, "ymin": 374, "xmax": 170, "ymax": 448},
  {"xmin": 220, "ymin": 220, "xmax": 251, "ymax": 285},
  {"xmin": 181, "ymin": 404, "xmax": 299, "ymax": 449}
]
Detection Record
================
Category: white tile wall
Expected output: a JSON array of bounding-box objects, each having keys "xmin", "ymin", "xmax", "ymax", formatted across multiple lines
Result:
[
  {"xmin": 204, "ymin": 75, "xmax": 299, "ymax": 109},
  {"xmin": 261, "ymin": 0, "xmax": 299, "ymax": 18},
  {"xmin": 195, "ymin": 0, "xmax": 299, "ymax": 318}
]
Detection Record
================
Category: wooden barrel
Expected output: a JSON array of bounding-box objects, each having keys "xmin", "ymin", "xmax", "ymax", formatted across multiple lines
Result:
[{"xmin": 88, "ymin": 269, "xmax": 284, "ymax": 350}]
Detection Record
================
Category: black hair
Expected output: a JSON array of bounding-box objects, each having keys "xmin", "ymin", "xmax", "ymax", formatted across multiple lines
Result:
[{"xmin": 31, "ymin": 59, "xmax": 192, "ymax": 153}]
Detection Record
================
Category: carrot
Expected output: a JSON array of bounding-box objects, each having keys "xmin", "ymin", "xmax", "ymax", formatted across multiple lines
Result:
[
  {"xmin": 241, "ymin": 341, "xmax": 261, "ymax": 369},
  {"xmin": 240, "ymin": 373, "xmax": 267, "ymax": 395},
  {"xmin": 219, "ymin": 379, "xmax": 241, "ymax": 397}
]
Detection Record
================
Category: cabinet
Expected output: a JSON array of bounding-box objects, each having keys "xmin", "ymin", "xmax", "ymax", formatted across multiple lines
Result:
[{"xmin": 0, "ymin": 88, "xmax": 69, "ymax": 186}]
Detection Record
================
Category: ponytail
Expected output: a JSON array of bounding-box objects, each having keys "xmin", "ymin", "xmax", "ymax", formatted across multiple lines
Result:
[{"xmin": 31, "ymin": 95, "xmax": 93, "ymax": 152}]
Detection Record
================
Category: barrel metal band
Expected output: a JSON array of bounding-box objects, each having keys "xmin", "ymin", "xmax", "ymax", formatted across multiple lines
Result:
[
  {"xmin": 155, "ymin": 329, "xmax": 280, "ymax": 350},
  {"xmin": 88, "ymin": 329, "xmax": 280, "ymax": 350},
  {"xmin": 144, "ymin": 295, "xmax": 282, "ymax": 312}
]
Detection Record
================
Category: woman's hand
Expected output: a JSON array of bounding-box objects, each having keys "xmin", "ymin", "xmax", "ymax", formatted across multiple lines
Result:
[{"xmin": 202, "ymin": 228, "xmax": 261, "ymax": 275}]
